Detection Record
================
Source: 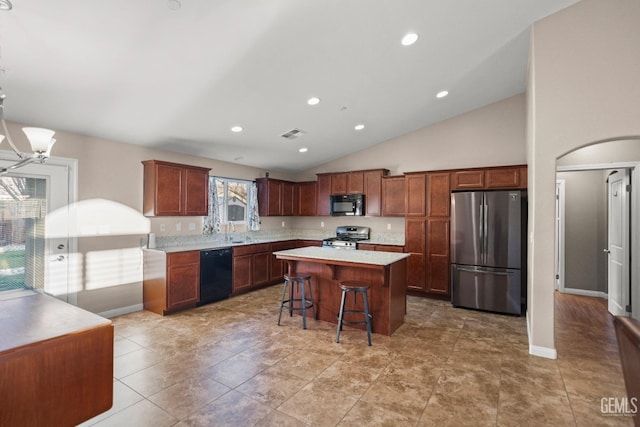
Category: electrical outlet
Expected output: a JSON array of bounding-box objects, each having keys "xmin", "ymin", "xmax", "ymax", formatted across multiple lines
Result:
[
  {"xmin": 176, "ymin": 222, "xmax": 182, "ymax": 231},
  {"xmin": 160, "ymin": 224, "xmax": 166, "ymax": 232},
  {"xmin": 281, "ymin": 221, "xmax": 285, "ymax": 227},
  {"xmin": 321, "ymin": 221, "xmax": 325, "ymax": 228},
  {"xmin": 188, "ymin": 223, "xmax": 196, "ymax": 231},
  {"xmin": 387, "ymin": 223, "xmax": 391, "ymax": 230}
]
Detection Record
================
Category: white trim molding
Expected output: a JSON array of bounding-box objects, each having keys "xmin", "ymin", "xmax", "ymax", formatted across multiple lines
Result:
[
  {"xmin": 560, "ymin": 288, "xmax": 608, "ymax": 299},
  {"xmin": 527, "ymin": 314, "xmax": 558, "ymax": 359}
]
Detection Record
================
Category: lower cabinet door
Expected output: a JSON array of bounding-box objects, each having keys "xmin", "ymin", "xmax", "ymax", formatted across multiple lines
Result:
[
  {"xmin": 233, "ymin": 255, "xmax": 253, "ymax": 293},
  {"xmin": 167, "ymin": 264, "xmax": 199, "ymax": 310},
  {"xmin": 253, "ymin": 252, "xmax": 271, "ymax": 286}
]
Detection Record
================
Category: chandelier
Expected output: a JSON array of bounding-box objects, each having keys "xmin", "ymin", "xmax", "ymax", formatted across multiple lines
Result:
[
  {"xmin": 0, "ymin": 91, "xmax": 57, "ymax": 175},
  {"xmin": 0, "ymin": 0, "xmax": 57, "ymax": 175}
]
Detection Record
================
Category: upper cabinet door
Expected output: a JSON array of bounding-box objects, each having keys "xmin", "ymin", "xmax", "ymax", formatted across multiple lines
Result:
[
  {"xmin": 451, "ymin": 170, "xmax": 484, "ymax": 190},
  {"xmin": 347, "ymin": 171, "xmax": 365, "ymax": 194},
  {"xmin": 316, "ymin": 174, "xmax": 331, "ymax": 216},
  {"xmin": 405, "ymin": 173, "xmax": 426, "ymax": 217},
  {"xmin": 427, "ymin": 173, "xmax": 450, "ymax": 217},
  {"xmin": 154, "ymin": 163, "xmax": 184, "ymax": 216},
  {"xmin": 143, "ymin": 160, "xmax": 210, "ymax": 217},
  {"xmin": 331, "ymin": 173, "xmax": 348, "ymax": 195},
  {"xmin": 485, "ymin": 166, "xmax": 527, "ymax": 189},
  {"xmin": 184, "ymin": 168, "xmax": 209, "ymax": 216},
  {"xmin": 381, "ymin": 175, "xmax": 405, "ymax": 217}
]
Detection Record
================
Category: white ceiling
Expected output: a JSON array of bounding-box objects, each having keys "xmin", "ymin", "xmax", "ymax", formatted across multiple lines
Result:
[{"xmin": 0, "ymin": 0, "xmax": 578, "ymax": 173}]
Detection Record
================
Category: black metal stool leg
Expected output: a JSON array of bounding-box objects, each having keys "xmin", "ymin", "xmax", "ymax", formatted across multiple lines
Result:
[
  {"xmin": 277, "ymin": 279, "xmax": 289, "ymax": 326},
  {"xmin": 300, "ymin": 278, "xmax": 307, "ymax": 329},
  {"xmin": 362, "ymin": 290, "xmax": 372, "ymax": 346},
  {"xmin": 305, "ymin": 277, "xmax": 317, "ymax": 320}
]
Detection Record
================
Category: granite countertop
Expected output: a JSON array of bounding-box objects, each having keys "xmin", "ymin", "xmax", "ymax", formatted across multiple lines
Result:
[
  {"xmin": 273, "ymin": 246, "xmax": 410, "ymax": 266},
  {"xmin": 149, "ymin": 237, "xmax": 404, "ymax": 254},
  {"xmin": 146, "ymin": 238, "xmax": 285, "ymax": 254}
]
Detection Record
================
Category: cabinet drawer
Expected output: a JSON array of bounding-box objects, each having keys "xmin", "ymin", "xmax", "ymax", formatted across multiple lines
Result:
[
  {"xmin": 233, "ymin": 243, "xmax": 272, "ymax": 256},
  {"xmin": 168, "ymin": 251, "xmax": 199, "ymax": 265}
]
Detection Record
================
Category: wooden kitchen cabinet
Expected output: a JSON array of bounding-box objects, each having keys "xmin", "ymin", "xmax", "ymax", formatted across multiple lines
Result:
[
  {"xmin": 232, "ymin": 254, "xmax": 253, "ymax": 293},
  {"xmin": 359, "ymin": 243, "xmax": 404, "ymax": 252},
  {"xmin": 405, "ymin": 218, "xmax": 426, "ymax": 291},
  {"xmin": 405, "ymin": 173, "xmax": 427, "ymax": 217},
  {"xmin": 451, "ymin": 165, "xmax": 527, "ymax": 190},
  {"xmin": 348, "ymin": 171, "xmax": 365, "ymax": 194},
  {"xmin": 382, "ymin": 175, "xmax": 405, "ymax": 217},
  {"xmin": 296, "ymin": 181, "xmax": 317, "ymax": 216},
  {"xmin": 404, "ymin": 165, "xmax": 526, "ymax": 298},
  {"xmin": 316, "ymin": 174, "xmax": 331, "ymax": 216},
  {"xmin": 363, "ymin": 169, "xmax": 388, "ymax": 216},
  {"xmin": 256, "ymin": 177, "xmax": 296, "ymax": 216},
  {"xmin": 142, "ymin": 160, "xmax": 210, "ymax": 216},
  {"xmin": 426, "ymin": 218, "xmax": 450, "ymax": 295},
  {"xmin": 143, "ymin": 250, "xmax": 200, "ymax": 315},
  {"xmin": 451, "ymin": 169, "xmax": 484, "ymax": 190},
  {"xmin": 256, "ymin": 178, "xmax": 282, "ymax": 216},
  {"xmin": 271, "ymin": 240, "xmax": 298, "ymax": 280},
  {"xmin": 485, "ymin": 165, "xmax": 527, "ymax": 189},
  {"xmin": 331, "ymin": 173, "xmax": 348, "ymax": 195},
  {"xmin": 232, "ymin": 243, "xmax": 272, "ymax": 294},
  {"xmin": 427, "ymin": 173, "xmax": 450, "ymax": 217}
]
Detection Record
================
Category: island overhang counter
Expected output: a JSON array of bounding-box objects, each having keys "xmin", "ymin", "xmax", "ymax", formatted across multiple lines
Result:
[{"xmin": 274, "ymin": 247, "xmax": 409, "ymax": 336}]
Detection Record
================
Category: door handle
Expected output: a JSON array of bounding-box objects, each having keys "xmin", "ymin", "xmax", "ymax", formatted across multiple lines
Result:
[
  {"xmin": 52, "ymin": 255, "xmax": 65, "ymax": 262},
  {"xmin": 456, "ymin": 266, "xmax": 514, "ymax": 276},
  {"xmin": 603, "ymin": 248, "xmax": 611, "ymax": 254}
]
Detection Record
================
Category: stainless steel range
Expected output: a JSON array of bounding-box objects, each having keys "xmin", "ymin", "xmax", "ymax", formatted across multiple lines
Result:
[{"xmin": 322, "ymin": 226, "xmax": 370, "ymax": 249}]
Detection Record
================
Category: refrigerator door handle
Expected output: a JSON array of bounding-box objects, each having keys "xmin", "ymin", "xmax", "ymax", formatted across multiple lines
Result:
[
  {"xmin": 479, "ymin": 204, "xmax": 484, "ymax": 258},
  {"xmin": 483, "ymin": 203, "xmax": 489, "ymax": 265},
  {"xmin": 455, "ymin": 266, "xmax": 515, "ymax": 276}
]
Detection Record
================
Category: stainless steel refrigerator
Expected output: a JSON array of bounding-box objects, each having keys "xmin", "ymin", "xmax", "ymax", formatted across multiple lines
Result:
[{"xmin": 450, "ymin": 190, "xmax": 526, "ymax": 315}]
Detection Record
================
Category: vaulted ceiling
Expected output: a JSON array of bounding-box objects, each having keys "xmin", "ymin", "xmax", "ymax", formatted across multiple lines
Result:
[{"xmin": 0, "ymin": 0, "xmax": 578, "ymax": 172}]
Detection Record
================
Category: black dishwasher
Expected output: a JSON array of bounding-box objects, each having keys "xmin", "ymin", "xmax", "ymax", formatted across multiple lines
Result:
[{"xmin": 199, "ymin": 248, "xmax": 233, "ymax": 306}]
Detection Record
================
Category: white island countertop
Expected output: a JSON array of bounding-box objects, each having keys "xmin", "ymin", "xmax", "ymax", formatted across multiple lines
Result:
[{"xmin": 274, "ymin": 246, "xmax": 409, "ymax": 267}]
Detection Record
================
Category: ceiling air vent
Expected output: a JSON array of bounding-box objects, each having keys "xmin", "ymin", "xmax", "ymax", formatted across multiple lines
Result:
[{"xmin": 281, "ymin": 128, "xmax": 304, "ymax": 140}]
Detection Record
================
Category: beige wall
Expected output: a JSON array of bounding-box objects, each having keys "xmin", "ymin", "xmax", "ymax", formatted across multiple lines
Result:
[
  {"xmin": 1, "ymin": 121, "xmax": 296, "ymax": 314},
  {"xmin": 528, "ymin": 0, "xmax": 640, "ymax": 355},
  {"xmin": 295, "ymin": 93, "xmax": 527, "ymax": 180}
]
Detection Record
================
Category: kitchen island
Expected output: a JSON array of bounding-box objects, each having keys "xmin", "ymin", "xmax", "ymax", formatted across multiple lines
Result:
[
  {"xmin": 274, "ymin": 247, "xmax": 409, "ymax": 335},
  {"xmin": 0, "ymin": 291, "xmax": 113, "ymax": 426}
]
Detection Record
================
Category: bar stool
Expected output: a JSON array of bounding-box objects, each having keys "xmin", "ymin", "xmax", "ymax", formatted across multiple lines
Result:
[
  {"xmin": 277, "ymin": 273, "xmax": 317, "ymax": 329},
  {"xmin": 336, "ymin": 280, "xmax": 372, "ymax": 346}
]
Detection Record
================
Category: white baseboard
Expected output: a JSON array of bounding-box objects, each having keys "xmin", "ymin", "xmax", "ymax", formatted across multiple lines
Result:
[
  {"xmin": 529, "ymin": 344, "xmax": 558, "ymax": 359},
  {"xmin": 526, "ymin": 314, "xmax": 558, "ymax": 359},
  {"xmin": 560, "ymin": 288, "xmax": 608, "ymax": 299},
  {"xmin": 98, "ymin": 303, "xmax": 144, "ymax": 319}
]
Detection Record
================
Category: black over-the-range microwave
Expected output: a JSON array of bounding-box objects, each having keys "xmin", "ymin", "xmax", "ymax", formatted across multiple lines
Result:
[{"xmin": 330, "ymin": 193, "xmax": 365, "ymax": 216}]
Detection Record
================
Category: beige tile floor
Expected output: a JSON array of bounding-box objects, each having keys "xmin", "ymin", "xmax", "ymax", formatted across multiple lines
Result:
[{"xmin": 80, "ymin": 286, "xmax": 633, "ymax": 426}]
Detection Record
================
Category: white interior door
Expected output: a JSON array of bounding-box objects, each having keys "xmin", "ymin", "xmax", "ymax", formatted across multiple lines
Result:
[
  {"xmin": 0, "ymin": 155, "xmax": 75, "ymax": 302},
  {"xmin": 607, "ymin": 169, "xmax": 630, "ymax": 316}
]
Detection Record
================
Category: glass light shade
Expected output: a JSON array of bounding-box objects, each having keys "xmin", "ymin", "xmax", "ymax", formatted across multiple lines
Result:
[{"xmin": 22, "ymin": 127, "xmax": 55, "ymax": 153}]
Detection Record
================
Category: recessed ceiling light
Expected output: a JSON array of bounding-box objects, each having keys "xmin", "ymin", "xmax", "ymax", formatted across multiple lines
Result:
[
  {"xmin": 299, "ymin": 147, "xmax": 308, "ymax": 153},
  {"xmin": 436, "ymin": 90, "xmax": 449, "ymax": 98},
  {"xmin": 401, "ymin": 33, "xmax": 418, "ymax": 46},
  {"xmin": 354, "ymin": 124, "xmax": 365, "ymax": 131},
  {"xmin": 231, "ymin": 126, "xmax": 243, "ymax": 133},
  {"xmin": 307, "ymin": 97, "xmax": 321, "ymax": 106},
  {"xmin": 167, "ymin": 0, "xmax": 181, "ymax": 10}
]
